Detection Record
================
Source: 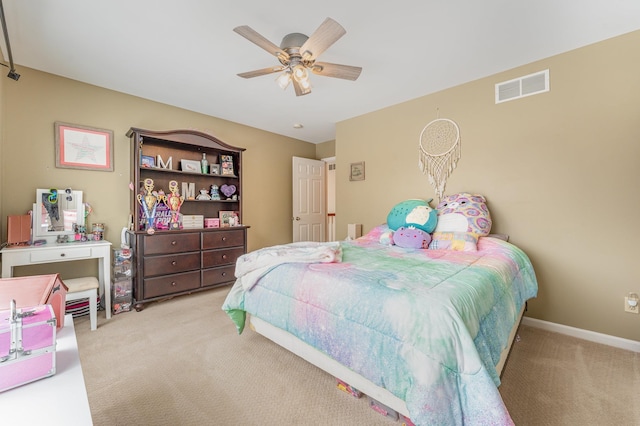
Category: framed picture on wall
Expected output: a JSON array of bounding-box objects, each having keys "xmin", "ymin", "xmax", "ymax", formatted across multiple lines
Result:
[
  {"xmin": 349, "ymin": 161, "xmax": 365, "ymax": 181},
  {"xmin": 54, "ymin": 122, "xmax": 114, "ymax": 171}
]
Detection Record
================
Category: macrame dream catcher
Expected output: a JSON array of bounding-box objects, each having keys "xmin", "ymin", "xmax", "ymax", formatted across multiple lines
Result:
[{"xmin": 418, "ymin": 118, "xmax": 461, "ymax": 200}]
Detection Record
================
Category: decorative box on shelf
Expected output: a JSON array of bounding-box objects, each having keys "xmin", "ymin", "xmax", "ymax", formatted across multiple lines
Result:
[
  {"xmin": 204, "ymin": 218, "xmax": 220, "ymax": 228},
  {"xmin": 181, "ymin": 214, "xmax": 204, "ymax": 229}
]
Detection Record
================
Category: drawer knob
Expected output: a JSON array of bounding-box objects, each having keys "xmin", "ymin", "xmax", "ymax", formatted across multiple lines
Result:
[
  {"xmin": 171, "ymin": 241, "xmax": 177, "ymax": 245},
  {"xmin": 222, "ymin": 254, "xmax": 227, "ymax": 260},
  {"xmin": 60, "ymin": 253, "xmax": 66, "ymax": 257},
  {"xmin": 171, "ymin": 261, "xmax": 177, "ymax": 266},
  {"xmin": 222, "ymin": 272, "xmax": 227, "ymax": 277},
  {"xmin": 222, "ymin": 237, "xmax": 227, "ymax": 241},
  {"xmin": 171, "ymin": 282, "xmax": 177, "ymax": 286}
]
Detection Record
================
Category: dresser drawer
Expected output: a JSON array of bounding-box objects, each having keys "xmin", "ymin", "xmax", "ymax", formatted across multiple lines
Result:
[
  {"xmin": 143, "ymin": 270, "xmax": 201, "ymax": 298},
  {"xmin": 143, "ymin": 233, "xmax": 200, "ymax": 255},
  {"xmin": 30, "ymin": 247, "xmax": 92, "ymax": 262},
  {"xmin": 202, "ymin": 265, "xmax": 236, "ymax": 287},
  {"xmin": 202, "ymin": 229, "xmax": 244, "ymax": 249},
  {"xmin": 202, "ymin": 247, "xmax": 245, "ymax": 268},
  {"xmin": 143, "ymin": 252, "xmax": 201, "ymax": 277}
]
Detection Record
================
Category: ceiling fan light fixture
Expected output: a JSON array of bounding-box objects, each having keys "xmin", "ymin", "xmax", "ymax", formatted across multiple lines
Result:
[
  {"xmin": 234, "ymin": 17, "xmax": 361, "ymax": 97},
  {"xmin": 292, "ymin": 64, "xmax": 308, "ymax": 81},
  {"xmin": 276, "ymin": 71, "xmax": 292, "ymax": 90},
  {"xmin": 298, "ymin": 77, "xmax": 312, "ymax": 90}
]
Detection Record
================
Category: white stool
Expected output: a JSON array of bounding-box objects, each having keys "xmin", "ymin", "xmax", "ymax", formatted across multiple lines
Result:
[{"xmin": 64, "ymin": 277, "xmax": 99, "ymax": 331}]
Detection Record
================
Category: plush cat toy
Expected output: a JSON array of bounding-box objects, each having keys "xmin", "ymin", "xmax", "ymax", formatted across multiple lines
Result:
[{"xmin": 429, "ymin": 193, "xmax": 492, "ymax": 251}]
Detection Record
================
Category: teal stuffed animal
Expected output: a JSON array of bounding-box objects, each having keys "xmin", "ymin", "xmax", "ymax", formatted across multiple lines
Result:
[{"xmin": 386, "ymin": 199, "xmax": 438, "ymax": 233}]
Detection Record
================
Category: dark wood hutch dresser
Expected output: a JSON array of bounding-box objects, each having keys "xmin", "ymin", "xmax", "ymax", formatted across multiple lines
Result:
[{"xmin": 126, "ymin": 128, "xmax": 248, "ymax": 311}]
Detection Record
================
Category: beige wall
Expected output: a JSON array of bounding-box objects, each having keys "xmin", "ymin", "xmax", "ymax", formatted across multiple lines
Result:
[
  {"xmin": 315, "ymin": 140, "xmax": 336, "ymax": 160},
  {"xmin": 336, "ymin": 30, "xmax": 640, "ymax": 341},
  {"xmin": 0, "ymin": 67, "xmax": 315, "ymax": 278}
]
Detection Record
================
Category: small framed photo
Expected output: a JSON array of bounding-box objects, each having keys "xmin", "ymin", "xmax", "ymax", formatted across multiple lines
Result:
[
  {"xmin": 210, "ymin": 164, "xmax": 220, "ymax": 175},
  {"xmin": 141, "ymin": 155, "xmax": 155, "ymax": 168},
  {"xmin": 181, "ymin": 159, "xmax": 201, "ymax": 174},
  {"xmin": 349, "ymin": 161, "xmax": 365, "ymax": 181},
  {"xmin": 220, "ymin": 154, "xmax": 235, "ymax": 176},
  {"xmin": 219, "ymin": 210, "xmax": 240, "ymax": 227}
]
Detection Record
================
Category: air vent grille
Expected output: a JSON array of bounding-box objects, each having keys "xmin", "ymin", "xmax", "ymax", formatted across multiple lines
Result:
[{"xmin": 496, "ymin": 69, "xmax": 549, "ymax": 104}]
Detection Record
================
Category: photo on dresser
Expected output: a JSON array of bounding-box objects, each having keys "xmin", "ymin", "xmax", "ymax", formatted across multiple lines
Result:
[{"xmin": 219, "ymin": 210, "xmax": 240, "ymax": 227}]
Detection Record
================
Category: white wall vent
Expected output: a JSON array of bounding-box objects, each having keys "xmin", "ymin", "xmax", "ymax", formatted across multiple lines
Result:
[{"xmin": 495, "ymin": 69, "xmax": 549, "ymax": 104}]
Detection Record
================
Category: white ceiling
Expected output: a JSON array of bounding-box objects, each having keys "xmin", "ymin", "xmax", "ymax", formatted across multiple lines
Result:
[{"xmin": 2, "ymin": 1, "xmax": 640, "ymax": 143}]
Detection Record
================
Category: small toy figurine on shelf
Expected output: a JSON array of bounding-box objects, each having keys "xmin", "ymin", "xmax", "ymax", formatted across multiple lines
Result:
[
  {"xmin": 196, "ymin": 189, "xmax": 212, "ymax": 200},
  {"xmin": 228, "ymin": 212, "xmax": 239, "ymax": 227},
  {"xmin": 210, "ymin": 185, "xmax": 221, "ymax": 200}
]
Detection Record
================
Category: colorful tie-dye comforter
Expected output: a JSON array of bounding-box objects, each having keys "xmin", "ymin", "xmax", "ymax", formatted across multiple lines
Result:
[{"xmin": 222, "ymin": 226, "xmax": 538, "ymax": 425}]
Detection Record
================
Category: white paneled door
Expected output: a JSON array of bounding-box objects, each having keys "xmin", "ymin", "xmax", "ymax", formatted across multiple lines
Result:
[{"xmin": 292, "ymin": 156, "xmax": 326, "ymax": 242}]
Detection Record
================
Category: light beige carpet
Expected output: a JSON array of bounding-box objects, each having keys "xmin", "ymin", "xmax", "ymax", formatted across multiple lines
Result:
[{"xmin": 73, "ymin": 287, "xmax": 640, "ymax": 425}]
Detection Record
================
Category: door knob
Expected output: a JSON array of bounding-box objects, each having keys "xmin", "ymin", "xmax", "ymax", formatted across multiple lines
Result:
[{"xmin": 294, "ymin": 217, "xmax": 301, "ymax": 221}]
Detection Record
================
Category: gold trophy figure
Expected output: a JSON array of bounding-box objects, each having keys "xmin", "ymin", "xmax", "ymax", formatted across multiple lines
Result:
[
  {"xmin": 167, "ymin": 180, "xmax": 184, "ymax": 230},
  {"xmin": 136, "ymin": 178, "xmax": 159, "ymax": 231}
]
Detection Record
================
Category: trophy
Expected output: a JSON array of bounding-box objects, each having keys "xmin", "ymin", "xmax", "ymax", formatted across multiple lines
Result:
[
  {"xmin": 167, "ymin": 180, "xmax": 184, "ymax": 230},
  {"xmin": 136, "ymin": 178, "xmax": 160, "ymax": 231}
]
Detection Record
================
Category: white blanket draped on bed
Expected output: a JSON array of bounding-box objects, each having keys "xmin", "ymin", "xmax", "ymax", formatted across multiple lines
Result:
[{"xmin": 235, "ymin": 241, "xmax": 342, "ymax": 290}]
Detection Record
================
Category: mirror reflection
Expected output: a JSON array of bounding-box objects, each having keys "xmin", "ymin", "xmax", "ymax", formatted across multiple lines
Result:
[{"xmin": 35, "ymin": 188, "xmax": 84, "ymax": 237}]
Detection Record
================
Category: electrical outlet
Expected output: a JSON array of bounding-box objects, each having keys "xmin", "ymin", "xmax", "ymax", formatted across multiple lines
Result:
[{"xmin": 624, "ymin": 297, "xmax": 639, "ymax": 314}]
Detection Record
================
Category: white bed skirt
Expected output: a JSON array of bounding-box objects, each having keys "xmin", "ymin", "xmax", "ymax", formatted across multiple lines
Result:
[{"xmin": 249, "ymin": 304, "xmax": 525, "ymax": 417}]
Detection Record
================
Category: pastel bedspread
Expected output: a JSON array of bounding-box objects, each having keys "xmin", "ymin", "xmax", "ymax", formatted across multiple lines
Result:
[{"xmin": 222, "ymin": 228, "xmax": 538, "ymax": 425}]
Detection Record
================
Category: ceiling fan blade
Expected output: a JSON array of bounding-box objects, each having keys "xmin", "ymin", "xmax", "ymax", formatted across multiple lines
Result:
[
  {"xmin": 233, "ymin": 25, "xmax": 289, "ymax": 60},
  {"xmin": 237, "ymin": 66, "xmax": 286, "ymax": 79},
  {"xmin": 292, "ymin": 79, "xmax": 312, "ymax": 97},
  {"xmin": 300, "ymin": 18, "xmax": 346, "ymax": 60},
  {"xmin": 311, "ymin": 62, "xmax": 362, "ymax": 81}
]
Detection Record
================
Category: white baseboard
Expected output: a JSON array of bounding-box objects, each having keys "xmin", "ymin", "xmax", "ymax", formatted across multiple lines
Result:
[{"xmin": 521, "ymin": 316, "xmax": 640, "ymax": 353}]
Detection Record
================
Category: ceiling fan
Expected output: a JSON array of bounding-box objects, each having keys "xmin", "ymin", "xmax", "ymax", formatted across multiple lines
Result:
[{"xmin": 233, "ymin": 17, "xmax": 362, "ymax": 96}]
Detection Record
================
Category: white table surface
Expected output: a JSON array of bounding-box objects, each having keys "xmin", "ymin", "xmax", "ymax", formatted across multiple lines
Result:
[{"xmin": 0, "ymin": 314, "xmax": 93, "ymax": 425}]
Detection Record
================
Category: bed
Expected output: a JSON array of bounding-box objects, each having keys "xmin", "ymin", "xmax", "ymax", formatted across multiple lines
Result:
[{"xmin": 222, "ymin": 224, "xmax": 538, "ymax": 425}]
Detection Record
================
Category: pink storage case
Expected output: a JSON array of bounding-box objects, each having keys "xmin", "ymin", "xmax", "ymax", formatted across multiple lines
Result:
[
  {"xmin": 0, "ymin": 301, "xmax": 57, "ymax": 393},
  {"xmin": 0, "ymin": 274, "xmax": 68, "ymax": 330}
]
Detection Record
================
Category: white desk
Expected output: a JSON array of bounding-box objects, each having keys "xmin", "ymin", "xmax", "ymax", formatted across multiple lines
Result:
[
  {"xmin": 1, "ymin": 240, "xmax": 112, "ymax": 319},
  {"xmin": 0, "ymin": 314, "xmax": 94, "ymax": 425}
]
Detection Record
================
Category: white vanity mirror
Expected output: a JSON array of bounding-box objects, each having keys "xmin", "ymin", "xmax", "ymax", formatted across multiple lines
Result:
[{"xmin": 34, "ymin": 188, "xmax": 84, "ymax": 238}]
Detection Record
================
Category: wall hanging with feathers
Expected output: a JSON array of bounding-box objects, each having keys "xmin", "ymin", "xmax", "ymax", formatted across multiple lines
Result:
[{"xmin": 418, "ymin": 117, "xmax": 461, "ymax": 200}]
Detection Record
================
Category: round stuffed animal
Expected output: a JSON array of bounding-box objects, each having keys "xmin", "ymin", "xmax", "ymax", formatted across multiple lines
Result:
[
  {"xmin": 393, "ymin": 226, "xmax": 432, "ymax": 249},
  {"xmin": 386, "ymin": 199, "xmax": 438, "ymax": 233}
]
